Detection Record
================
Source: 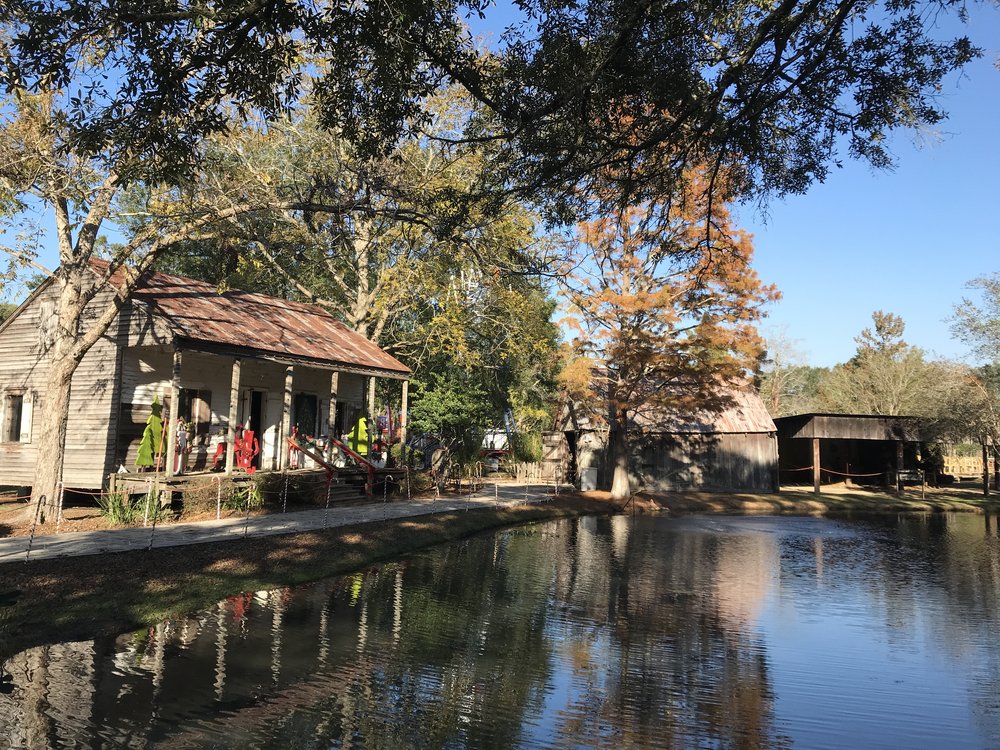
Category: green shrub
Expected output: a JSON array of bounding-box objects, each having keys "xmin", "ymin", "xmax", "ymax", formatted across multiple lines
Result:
[
  {"xmin": 509, "ymin": 431, "xmax": 542, "ymax": 463},
  {"xmin": 97, "ymin": 490, "xmax": 139, "ymax": 526}
]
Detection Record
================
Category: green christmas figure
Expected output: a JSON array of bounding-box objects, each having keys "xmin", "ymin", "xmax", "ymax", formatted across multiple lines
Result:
[{"xmin": 135, "ymin": 396, "xmax": 164, "ymax": 470}]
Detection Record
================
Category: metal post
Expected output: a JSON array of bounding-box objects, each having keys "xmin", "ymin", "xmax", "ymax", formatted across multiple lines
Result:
[
  {"xmin": 24, "ymin": 495, "xmax": 44, "ymax": 563},
  {"xmin": 143, "ymin": 479, "xmax": 152, "ymax": 527},
  {"xmin": 55, "ymin": 481, "xmax": 64, "ymax": 531},
  {"xmin": 243, "ymin": 486, "xmax": 252, "ymax": 537},
  {"xmin": 282, "ymin": 473, "xmax": 289, "ymax": 513},
  {"xmin": 323, "ymin": 476, "xmax": 332, "ymax": 528},
  {"xmin": 216, "ymin": 476, "xmax": 222, "ymax": 520}
]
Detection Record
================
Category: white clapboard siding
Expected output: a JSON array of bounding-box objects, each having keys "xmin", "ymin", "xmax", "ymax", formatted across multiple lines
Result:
[{"xmin": 0, "ymin": 281, "xmax": 123, "ymax": 487}]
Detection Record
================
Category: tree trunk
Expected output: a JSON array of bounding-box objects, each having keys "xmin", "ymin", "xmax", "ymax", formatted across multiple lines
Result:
[
  {"xmin": 26, "ymin": 333, "xmax": 78, "ymax": 524},
  {"xmin": 25, "ymin": 271, "xmax": 87, "ymax": 524},
  {"xmin": 609, "ymin": 406, "xmax": 631, "ymax": 502}
]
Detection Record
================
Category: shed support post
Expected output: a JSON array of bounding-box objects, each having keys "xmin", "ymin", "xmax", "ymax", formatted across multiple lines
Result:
[
  {"xmin": 367, "ymin": 376, "xmax": 376, "ymax": 458},
  {"xmin": 896, "ymin": 440, "xmax": 905, "ymax": 494},
  {"xmin": 165, "ymin": 350, "xmax": 182, "ymax": 478},
  {"xmin": 280, "ymin": 366, "xmax": 294, "ymax": 470},
  {"xmin": 326, "ymin": 371, "xmax": 340, "ymax": 462},
  {"xmin": 226, "ymin": 358, "xmax": 241, "ymax": 474},
  {"xmin": 400, "ymin": 380, "xmax": 409, "ymax": 468},
  {"xmin": 812, "ymin": 437, "xmax": 821, "ymax": 495}
]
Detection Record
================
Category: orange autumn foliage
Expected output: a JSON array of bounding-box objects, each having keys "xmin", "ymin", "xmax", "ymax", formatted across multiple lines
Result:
[{"xmin": 561, "ymin": 169, "xmax": 779, "ymax": 498}]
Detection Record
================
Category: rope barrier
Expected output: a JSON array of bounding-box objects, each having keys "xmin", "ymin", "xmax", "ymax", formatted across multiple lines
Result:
[
  {"xmin": 820, "ymin": 467, "xmax": 886, "ymax": 478},
  {"xmin": 0, "ymin": 493, "xmax": 33, "ymax": 502}
]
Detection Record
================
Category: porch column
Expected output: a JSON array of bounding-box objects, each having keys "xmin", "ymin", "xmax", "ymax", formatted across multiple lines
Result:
[
  {"xmin": 399, "ymin": 379, "xmax": 409, "ymax": 467},
  {"xmin": 896, "ymin": 440, "xmax": 904, "ymax": 493},
  {"xmin": 326, "ymin": 371, "xmax": 340, "ymax": 462},
  {"xmin": 225, "ymin": 358, "xmax": 241, "ymax": 474},
  {"xmin": 367, "ymin": 376, "xmax": 376, "ymax": 458},
  {"xmin": 812, "ymin": 437, "xmax": 821, "ymax": 495},
  {"xmin": 983, "ymin": 441, "xmax": 990, "ymax": 497},
  {"xmin": 165, "ymin": 350, "xmax": 182, "ymax": 477},
  {"xmin": 279, "ymin": 366, "xmax": 294, "ymax": 470}
]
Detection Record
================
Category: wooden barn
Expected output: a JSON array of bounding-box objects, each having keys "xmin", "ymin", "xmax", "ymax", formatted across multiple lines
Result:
[
  {"xmin": 773, "ymin": 413, "xmax": 925, "ymax": 492},
  {"xmin": 0, "ymin": 261, "xmax": 410, "ymax": 491},
  {"xmin": 557, "ymin": 386, "xmax": 779, "ymax": 493}
]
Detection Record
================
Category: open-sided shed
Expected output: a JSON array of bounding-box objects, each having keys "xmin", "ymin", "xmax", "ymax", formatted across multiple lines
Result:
[{"xmin": 773, "ymin": 413, "xmax": 926, "ymax": 492}]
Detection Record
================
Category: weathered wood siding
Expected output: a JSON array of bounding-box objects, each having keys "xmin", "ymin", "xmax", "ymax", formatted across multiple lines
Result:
[
  {"xmin": 631, "ymin": 432, "xmax": 778, "ymax": 493},
  {"xmin": 575, "ymin": 429, "xmax": 778, "ymax": 493},
  {"xmin": 0, "ymin": 281, "xmax": 124, "ymax": 488},
  {"xmin": 775, "ymin": 414, "xmax": 922, "ymax": 442}
]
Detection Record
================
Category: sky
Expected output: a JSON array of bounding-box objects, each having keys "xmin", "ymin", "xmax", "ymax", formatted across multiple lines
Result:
[{"xmin": 739, "ymin": 9, "xmax": 1000, "ymax": 368}]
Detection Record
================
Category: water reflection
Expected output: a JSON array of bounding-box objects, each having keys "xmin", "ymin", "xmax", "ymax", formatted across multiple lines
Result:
[{"xmin": 1, "ymin": 513, "xmax": 999, "ymax": 749}]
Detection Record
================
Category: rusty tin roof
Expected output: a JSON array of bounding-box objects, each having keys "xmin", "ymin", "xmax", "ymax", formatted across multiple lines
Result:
[{"xmin": 95, "ymin": 261, "xmax": 410, "ymax": 377}]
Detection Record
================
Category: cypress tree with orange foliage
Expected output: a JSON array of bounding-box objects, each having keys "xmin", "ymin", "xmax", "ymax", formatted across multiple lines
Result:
[{"xmin": 561, "ymin": 170, "xmax": 779, "ymax": 500}]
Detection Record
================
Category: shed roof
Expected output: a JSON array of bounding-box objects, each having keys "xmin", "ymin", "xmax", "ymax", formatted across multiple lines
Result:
[
  {"xmin": 561, "ymin": 383, "xmax": 776, "ymax": 435},
  {"xmin": 773, "ymin": 413, "xmax": 924, "ymax": 442},
  {"xmin": 633, "ymin": 386, "xmax": 777, "ymax": 434},
  {"xmin": 93, "ymin": 260, "xmax": 410, "ymax": 377}
]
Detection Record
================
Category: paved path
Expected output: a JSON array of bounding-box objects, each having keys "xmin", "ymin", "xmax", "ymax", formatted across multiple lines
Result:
[{"xmin": 0, "ymin": 484, "xmax": 566, "ymax": 565}]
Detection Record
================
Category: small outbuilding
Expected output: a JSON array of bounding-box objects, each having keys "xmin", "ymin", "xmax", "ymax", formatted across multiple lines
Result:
[
  {"xmin": 557, "ymin": 386, "xmax": 779, "ymax": 494},
  {"xmin": 773, "ymin": 413, "xmax": 926, "ymax": 492},
  {"xmin": 0, "ymin": 261, "xmax": 410, "ymax": 491}
]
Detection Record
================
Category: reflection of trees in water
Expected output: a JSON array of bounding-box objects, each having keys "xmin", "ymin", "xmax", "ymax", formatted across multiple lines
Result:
[
  {"xmin": 0, "ymin": 536, "xmax": 560, "ymax": 749},
  {"xmin": 2, "ymin": 514, "xmax": 997, "ymax": 748},
  {"xmin": 538, "ymin": 516, "xmax": 786, "ymax": 750}
]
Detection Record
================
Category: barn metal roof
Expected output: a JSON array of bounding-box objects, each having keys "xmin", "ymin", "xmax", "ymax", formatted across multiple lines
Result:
[
  {"xmin": 94, "ymin": 260, "xmax": 410, "ymax": 377},
  {"xmin": 561, "ymin": 380, "xmax": 776, "ymax": 435},
  {"xmin": 631, "ymin": 386, "xmax": 777, "ymax": 434}
]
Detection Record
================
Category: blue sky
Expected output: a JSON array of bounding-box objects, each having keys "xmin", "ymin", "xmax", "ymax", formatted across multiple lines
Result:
[{"xmin": 741, "ymin": 10, "xmax": 1000, "ymax": 368}]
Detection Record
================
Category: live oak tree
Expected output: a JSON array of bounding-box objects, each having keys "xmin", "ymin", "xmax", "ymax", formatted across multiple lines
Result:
[
  {"xmin": 0, "ymin": 0, "xmax": 986, "ymax": 513},
  {"xmin": 562, "ymin": 173, "xmax": 778, "ymax": 500},
  {"xmin": 0, "ymin": 91, "xmax": 351, "ymax": 521},
  {"xmin": 0, "ymin": 1, "xmax": 982, "ymax": 215}
]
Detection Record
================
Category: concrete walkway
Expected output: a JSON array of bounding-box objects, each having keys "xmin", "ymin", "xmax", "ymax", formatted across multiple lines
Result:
[{"xmin": 0, "ymin": 484, "xmax": 565, "ymax": 565}]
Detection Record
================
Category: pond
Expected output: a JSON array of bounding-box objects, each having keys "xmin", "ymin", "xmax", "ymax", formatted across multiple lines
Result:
[{"xmin": 2, "ymin": 513, "xmax": 999, "ymax": 749}]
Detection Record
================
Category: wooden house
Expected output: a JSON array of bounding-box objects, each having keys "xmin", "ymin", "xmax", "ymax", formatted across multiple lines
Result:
[
  {"xmin": 557, "ymin": 385, "xmax": 779, "ymax": 493},
  {"xmin": 0, "ymin": 261, "xmax": 410, "ymax": 491}
]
